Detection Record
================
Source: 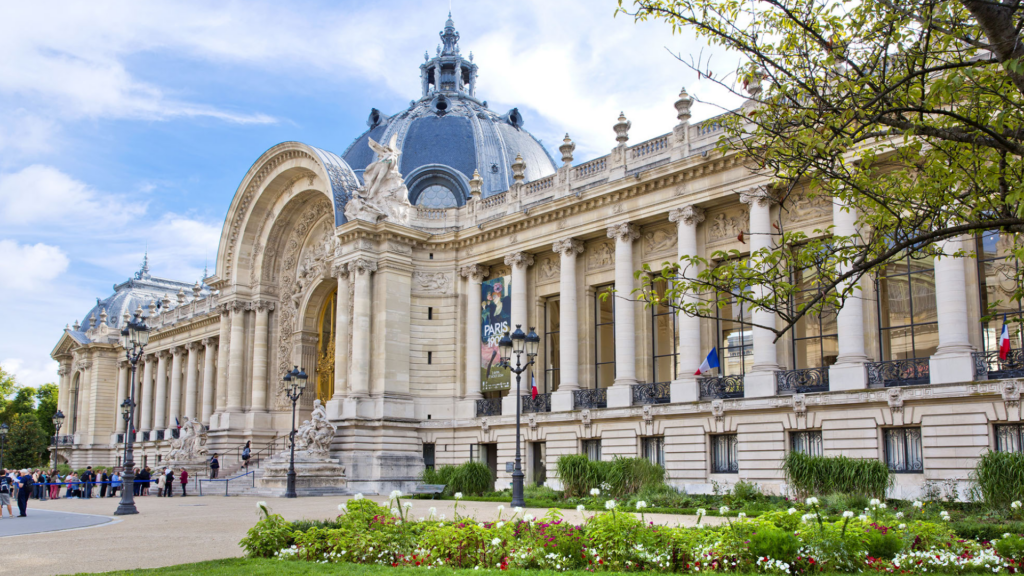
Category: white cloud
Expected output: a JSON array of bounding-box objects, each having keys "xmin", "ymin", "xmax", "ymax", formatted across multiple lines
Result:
[
  {"xmin": 0, "ymin": 240, "xmax": 69, "ymax": 291},
  {"xmin": 0, "ymin": 164, "xmax": 145, "ymax": 227},
  {"xmin": 0, "ymin": 358, "xmax": 59, "ymax": 388}
]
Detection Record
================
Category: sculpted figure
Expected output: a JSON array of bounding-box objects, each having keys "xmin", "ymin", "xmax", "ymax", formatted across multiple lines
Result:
[
  {"xmin": 292, "ymin": 399, "xmax": 336, "ymax": 458},
  {"xmin": 344, "ymin": 135, "xmax": 412, "ymax": 224}
]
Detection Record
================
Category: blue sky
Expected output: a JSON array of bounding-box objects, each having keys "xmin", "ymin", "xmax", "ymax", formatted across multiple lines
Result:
[{"xmin": 0, "ymin": 0, "xmax": 742, "ymax": 387}]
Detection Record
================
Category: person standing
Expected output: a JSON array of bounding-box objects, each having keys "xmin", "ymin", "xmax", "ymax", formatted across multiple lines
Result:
[
  {"xmin": 99, "ymin": 470, "xmax": 109, "ymax": 498},
  {"xmin": 155, "ymin": 468, "xmax": 165, "ymax": 497},
  {"xmin": 0, "ymin": 470, "xmax": 13, "ymax": 518},
  {"xmin": 179, "ymin": 468, "xmax": 188, "ymax": 497},
  {"xmin": 48, "ymin": 470, "xmax": 61, "ymax": 500},
  {"xmin": 209, "ymin": 454, "xmax": 219, "ymax": 479},
  {"xmin": 163, "ymin": 467, "xmax": 174, "ymax": 497},
  {"xmin": 16, "ymin": 469, "xmax": 32, "ymax": 517},
  {"xmin": 109, "ymin": 471, "xmax": 121, "ymax": 497},
  {"xmin": 82, "ymin": 466, "xmax": 93, "ymax": 499},
  {"xmin": 140, "ymin": 467, "xmax": 151, "ymax": 496}
]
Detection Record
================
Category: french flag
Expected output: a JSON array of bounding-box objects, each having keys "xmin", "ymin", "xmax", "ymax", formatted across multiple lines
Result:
[
  {"xmin": 1000, "ymin": 315, "xmax": 1011, "ymax": 360},
  {"xmin": 531, "ymin": 373, "xmax": 539, "ymax": 399},
  {"xmin": 695, "ymin": 347, "xmax": 720, "ymax": 375}
]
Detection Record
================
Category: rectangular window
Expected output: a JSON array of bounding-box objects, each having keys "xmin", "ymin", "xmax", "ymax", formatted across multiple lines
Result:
[
  {"xmin": 595, "ymin": 286, "xmax": 615, "ymax": 388},
  {"xmin": 790, "ymin": 430, "xmax": 824, "ymax": 456},
  {"xmin": 977, "ymin": 231, "xmax": 1024, "ymax": 353},
  {"xmin": 582, "ymin": 439, "xmax": 602, "ymax": 461},
  {"xmin": 791, "ymin": 262, "xmax": 838, "ymax": 369},
  {"xmin": 642, "ymin": 436, "xmax": 665, "ymax": 467},
  {"xmin": 428, "ymin": 307, "xmax": 433, "ymax": 320},
  {"xmin": 423, "ymin": 443, "xmax": 436, "ymax": 471},
  {"xmin": 884, "ymin": 427, "xmax": 924, "ymax": 473},
  {"xmin": 651, "ymin": 277, "xmax": 677, "ymax": 384},
  {"xmin": 996, "ymin": 424, "xmax": 1024, "ymax": 453},
  {"xmin": 711, "ymin": 434, "xmax": 739, "ymax": 473},
  {"xmin": 545, "ymin": 298, "xmax": 561, "ymax": 393},
  {"xmin": 878, "ymin": 256, "xmax": 938, "ymax": 361},
  {"xmin": 427, "ymin": 351, "xmax": 432, "ymax": 365},
  {"xmin": 715, "ymin": 277, "xmax": 753, "ymax": 376}
]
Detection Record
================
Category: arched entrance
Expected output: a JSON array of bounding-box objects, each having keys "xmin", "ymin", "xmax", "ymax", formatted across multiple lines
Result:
[{"xmin": 316, "ymin": 287, "xmax": 338, "ymax": 403}]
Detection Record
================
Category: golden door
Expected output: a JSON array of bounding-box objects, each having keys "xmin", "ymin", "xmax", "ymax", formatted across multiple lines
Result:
[{"xmin": 316, "ymin": 288, "xmax": 338, "ymax": 404}]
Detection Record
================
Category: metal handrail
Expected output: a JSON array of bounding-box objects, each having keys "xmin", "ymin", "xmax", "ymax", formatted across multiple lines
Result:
[
  {"xmin": 233, "ymin": 436, "xmax": 283, "ymax": 470},
  {"xmin": 198, "ymin": 469, "xmax": 256, "ymax": 497}
]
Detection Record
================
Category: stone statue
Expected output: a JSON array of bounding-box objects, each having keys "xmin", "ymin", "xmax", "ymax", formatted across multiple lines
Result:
[
  {"xmin": 164, "ymin": 417, "xmax": 209, "ymax": 462},
  {"xmin": 293, "ymin": 399, "xmax": 336, "ymax": 458},
  {"xmin": 344, "ymin": 135, "xmax": 412, "ymax": 224}
]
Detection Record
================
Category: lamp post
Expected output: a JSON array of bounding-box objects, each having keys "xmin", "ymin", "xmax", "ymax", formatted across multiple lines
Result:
[
  {"xmin": 115, "ymin": 312, "xmax": 150, "ymax": 516},
  {"xmin": 0, "ymin": 423, "xmax": 8, "ymax": 471},
  {"xmin": 283, "ymin": 366, "xmax": 308, "ymax": 499},
  {"xmin": 498, "ymin": 324, "xmax": 540, "ymax": 509},
  {"xmin": 51, "ymin": 410, "xmax": 65, "ymax": 472}
]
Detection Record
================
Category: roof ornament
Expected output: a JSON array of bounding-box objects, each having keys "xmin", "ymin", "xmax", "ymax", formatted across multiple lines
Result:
[
  {"xmin": 134, "ymin": 251, "xmax": 151, "ymax": 281},
  {"xmin": 440, "ymin": 12, "xmax": 460, "ymax": 56},
  {"xmin": 424, "ymin": 50, "xmax": 429, "ymax": 62}
]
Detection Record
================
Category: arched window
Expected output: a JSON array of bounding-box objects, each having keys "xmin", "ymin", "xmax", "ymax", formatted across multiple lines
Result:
[
  {"xmin": 70, "ymin": 373, "xmax": 80, "ymax": 435},
  {"xmin": 406, "ymin": 165, "xmax": 469, "ymax": 208},
  {"xmin": 416, "ymin": 184, "xmax": 459, "ymax": 208}
]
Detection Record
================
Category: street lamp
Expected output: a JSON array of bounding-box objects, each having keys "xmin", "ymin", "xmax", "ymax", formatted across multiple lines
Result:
[
  {"xmin": 499, "ymin": 324, "xmax": 540, "ymax": 508},
  {"xmin": 51, "ymin": 410, "xmax": 65, "ymax": 471},
  {"xmin": 283, "ymin": 366, "xmax": 308, "ymax": 498},
  {"xmin": 0, "ymin": 423, "xmax": 8, "ymax": 471},
  {"xmin": 115, "ymin": 311, "xmax": 149, "ymax": 516}
]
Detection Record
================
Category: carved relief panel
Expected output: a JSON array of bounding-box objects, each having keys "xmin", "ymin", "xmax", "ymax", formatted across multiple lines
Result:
[
  {"xmin": 706, "ymin": 205, "xmax": 749, "ymax": 245},
  {"xmin": 781, "ymin": 190, "xmax": 832, "ymax": 225},
  {"xmin": 586, "ymin": 240, "xmax": 615, "ymax": 271},
  {"xmin": 536, "ymin": 254, "xmax": 560, "ymax": 284},
  {"xmin": 642, "ymin": 224, "xmax": 677, "ymax": 259}
]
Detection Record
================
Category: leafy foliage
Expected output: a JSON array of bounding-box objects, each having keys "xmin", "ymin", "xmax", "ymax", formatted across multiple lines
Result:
[
  {"xmin": 6, "ymin": 413, "xmax": 47, "ymax": 470},
  {"xmin": 972, "ymin": 450, "xmax": 1024, "ymax": 510},
  {"xmin": 783, "ymin": 451, "xmax": 893, "ymax": 498},
  {"xmin": 555, "ymin": 454, "xmax": 602, "ymax": 499},
  {"xmin": 420, "ymin": 461, "xmax": 493, "ymax": 496},
  {"xmin": 240, "ymin": 502, "xmax": 294, "ymax": 558}
]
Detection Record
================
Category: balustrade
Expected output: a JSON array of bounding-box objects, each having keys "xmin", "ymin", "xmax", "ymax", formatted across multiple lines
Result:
[
  {"xmin": 698, "ymin": 375, "xmax": 744, "ymax": 399},
  {"xmin": 775, "ymin": 367, "xmax": 830, "ymax": 394},
  {"xmin": 475, "ymin": 398, "xmax": 502, "ymax": 417},
  {"xmin": 631, "ymin": 382, "xmax": 671, "ymax": 405},
  {"xmin": 973, "ymin": 350, "xmax": 1024, "ymax": 380},
  {"xmin": 573, "ymin": 388, "xmax": 608, "ymax": 409},
  {"xmin": 866, "ymin": 358, "xmax": 931, "ymax": 387}
]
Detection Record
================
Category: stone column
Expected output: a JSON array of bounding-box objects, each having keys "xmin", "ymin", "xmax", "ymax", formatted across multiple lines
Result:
[
  {"xmin": 184, "ymin": 342, "xmax": 200, "ymax": 420},
  {"xmin": 226, "ymin": 301, "xmax": 248, "ymax": 412},
  {"xmin": 741, "ymin": 187, "xmax": 781, "ymax": 397},
  {"xmin": 115, "ymin": 362, "xmax": 129, "ymax": 433},
  {"xmin": 460, "ymin": 264, "xmax": 489, "ymax": 400},
  {"xmin": 251, "ymin": 301, "xmax": 272, "ymax": 412},
  {"xmin": 504, "ymin": 251, "xmax": 535, "ymax": 396},
  {"xmin": 57, "ymin": 366, "xmax": 69, "ymax": 419},
  {"xmin": 549, "ymin": 239, "xmax": 584, "ymax": 412},
  {"xmin": 607, "ymin": 223, "xmax": 641, "ymax": 408},
  {"xmin": 201, "ymin": 337, "xmax": 217, "ymax": 426},
  {"xmin": 333, "ymin": 264, "xmax": 351, "ymax": 399},
  {"xmin": 168, "ymin": 347, "xmax": 184, "ymax": 431},
  {"xmin": 669, "ymin": 205, "xmax": 705, "ymax": 403},
  {"xmin": 349, "ymin": 258, "xmax": 377, "ymax": 398},
  {"xmin": 214, "ymin": 307, "xmax": 230, "ymax": 414},
  {"xmin": 139, "ymin": 355, "xmax": 154, "ymax": 432},
  {"xmin": 153, "ymin": 351, "xmax": 169, "ymax": 431},
  {"xmin": 829, "ymin": 200, "xmax": 870, "ymax": 390},
  {"xmin": 929, "ymin": 236, "xmax": 976, "ymax": 383}
]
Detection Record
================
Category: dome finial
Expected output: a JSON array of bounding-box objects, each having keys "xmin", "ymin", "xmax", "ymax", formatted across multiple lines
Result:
[{"xmin": 440, "ymin": 12, "xmax": 460, "ymax": 56}]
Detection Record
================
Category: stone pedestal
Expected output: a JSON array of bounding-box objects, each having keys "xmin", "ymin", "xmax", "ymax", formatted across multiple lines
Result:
[
  {"xmin": 258, "ymin": 452, "xmax": 349, "ymax": 497},
  {"xmin": 607, "ymin": 385, "xmax": 631, "ymax": 408},
  {"xmin": 550, "ymin": 390, "xmax": 573, "ymax": 412},
  {"xmin": 829, "ymin": 362, "xmax": 868, "ymax": 391},
  {"xmin": 744, "ymin": 371, "xmax": 776, "ymax": 398},
  {"xmin": 670, "ymin": 377, "xmax": 699, "ymax": 403}
]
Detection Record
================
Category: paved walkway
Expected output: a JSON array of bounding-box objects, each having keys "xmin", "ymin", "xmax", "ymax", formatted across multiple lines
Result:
[
  {"xmin": 0, "ymin": 508, "xmax": 114, "ymax": 538},
  {"xmin": 0, "ymin": 495, "xmax": 720, "ymax": 575}
]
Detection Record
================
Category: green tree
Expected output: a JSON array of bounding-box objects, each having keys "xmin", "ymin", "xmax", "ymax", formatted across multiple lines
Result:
[
  {"xmin": 0, "ymin": 366, "xmax": 16, "ymax": 415},
  {"xmin": 621, "ymin": 0, "xmax": 1024, "ymax": 337},
  {"xmin": 1, "ymin": 387, "xmax": 37, "ymax": 424},
  {"xmin": 5, "ymin": 414, "xmax": 47, "ymax": 470},
  {"xmin": 35, "ymin": 383, "xmax": 58, "ymax": 439}
]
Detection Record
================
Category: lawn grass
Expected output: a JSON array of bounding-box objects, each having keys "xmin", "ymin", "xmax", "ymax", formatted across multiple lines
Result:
[{"xmin": 78, "ymin": 558, "xmax": 857, "ymax": 576}]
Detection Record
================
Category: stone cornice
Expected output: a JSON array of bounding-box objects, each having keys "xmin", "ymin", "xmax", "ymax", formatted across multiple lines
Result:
[{"xmin": 148, "ymin": 314, "xmax": 220, "ymax": 344}]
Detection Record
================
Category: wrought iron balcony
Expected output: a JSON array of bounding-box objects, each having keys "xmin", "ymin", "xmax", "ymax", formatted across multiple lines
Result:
[
  {"xmin": 866, "ymin": 358, "xmax": 930, "ymax": 387},
  {"xmin": 699, "ymin": 375, "xmax": 744, "ymax": 399},
  {"xmin": 775, "ymin": 367, "xmax": 830, "ymax": 394},
  {"xmin": 632, "ymin": 382, "xmax": 671, "ymax": 405},
  {"xmin": 522, "ymin": 392, "xmax": 552, "ymax": 413},
  {"xmin": 973, "ymin": 349, "xmax": 1024, "ymax": 380},
  {"xmin": 475, "ymin": 398, "xmax": 502, "ymax": 417},
  {"xmin": 573, "ymin": 388, "xmax": 608, "ymax": 409}
]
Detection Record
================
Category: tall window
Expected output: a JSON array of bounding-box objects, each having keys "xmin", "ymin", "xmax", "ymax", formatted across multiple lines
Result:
[
  {"xmin": 711, "ymin": 434, "xmax": 739, "ymax": 473},
  {"xmin": 790, "ymin": 431, "xmax": 823, "ymax": 456},
  {"xmin": 877, "ymin": 255, "xmax": 938, "ymax": 361},
  {"xmin": 595, "ymin": 286, "xmax": 615, "ymax": 388},
  {"xmin": 545, "ymin": 298, "xmax": 561, "ymax": 394},
  {"xmin": 717, "ymin": 291, "xmax": 753, "ymax": 376},
  {"xmin": 582, "ymin": 439, "xmax": 602, "ymax": 461},
  {"xmin": 316, "ymin": 289, "xmax": 338, "ymax": 403},
  {"xmin": 70, "ymin": 374, "xmax": 80, "ymax": 435},
  {"xmin": 995, "ymin": 424, "xmax": 1024, "ymax": 453},
  {"xmin": 423, "ymin": 443, "xmax": 436, "ymax": 471},
  {"xmin": 884, "ymin": 427, "xmax": 924, "ymax": 473},
  {"xmin": 642, "ymin": 436, "xmax": 666, "ymax": 467},
  {"xmin": 791, "ymin": 264, "xmax": 838, "ymax": 369},
  {"xmin": 977, "ymin": 230, "xmax": 1023, "ymax": 352},
  {"xmin": 651, "ymin": 277, "xmax": 678, "ymax": 384}
]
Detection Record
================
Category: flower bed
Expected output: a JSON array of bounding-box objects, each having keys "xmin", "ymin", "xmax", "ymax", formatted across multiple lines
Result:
[{"xmin": 241, "ymin": 493, "xmax": 1024, "ymax": 573}]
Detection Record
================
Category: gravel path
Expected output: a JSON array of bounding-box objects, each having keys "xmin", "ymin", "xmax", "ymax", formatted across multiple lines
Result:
[{"xmin": 0, "ymin": 495, "xmax": 720, "ymax": 576}]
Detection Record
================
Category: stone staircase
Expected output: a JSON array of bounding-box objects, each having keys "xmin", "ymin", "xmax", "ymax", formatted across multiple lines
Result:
[{"xmin": 197, "ymin": 468, "xmax": 271, "ymax": 497}]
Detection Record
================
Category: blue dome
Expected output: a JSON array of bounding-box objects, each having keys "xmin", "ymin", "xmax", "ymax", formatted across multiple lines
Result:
[{"xmin": 341, "ymin": 16, "xmax": 557, "ymax": 208}]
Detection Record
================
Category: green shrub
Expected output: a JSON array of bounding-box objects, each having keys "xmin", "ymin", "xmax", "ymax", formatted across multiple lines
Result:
[
  {"xmin": 556, "ymin": 454, "xmax": 602, "ymax": 498},
  {"xmin": 951, "ymin": 521, "xmax": 1024, "ymax": 541},
  {"xmin": 823, "ymin": 492, "xmax": 871, "ymax": 516},
  {"xmin": 605, "ymin": 456, "xmax": 665, "ymax": 497},
  {"xmin": 730, "ymin": 480, "xmax": 764, "ymax": 502},
  {"xmin": 996, "ymin": 534, "xmax": 1024, "ymax": 562},
  {"xmin": 748, "ymin": 523, "xmax": 801, "ymax": 562},
  {"xmin": 239, "ymin": 503, "xmax": 293, "ymax": 558},
  {"xmin": 864, "ymin": 527, "xmax": 902, "ymax": 560},
  {"xmin": 971, "ymin": 450, "xmax": 1024, "ymax": 510},
  {"xmin": 421, "ymin": 461, "xmax": 493, "ymax": 496},
  {"xmin": 783, "ymin": 452, "xmax": 893, "ymax": 498}
]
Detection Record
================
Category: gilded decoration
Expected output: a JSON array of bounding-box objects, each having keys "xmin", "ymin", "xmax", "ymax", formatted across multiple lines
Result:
[{"xmin": 316, "ymin": 288, "xmax": 338, "ymax": 404}]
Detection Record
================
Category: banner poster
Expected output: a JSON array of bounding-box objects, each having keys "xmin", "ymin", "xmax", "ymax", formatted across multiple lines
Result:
[{"xmin": 480, "ymin": 275, "xmax": 512, "ymax": 392}]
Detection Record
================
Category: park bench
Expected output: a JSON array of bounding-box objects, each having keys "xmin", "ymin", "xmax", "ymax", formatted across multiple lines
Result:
[{"xmin": 410, "ymin": 484, "xmax": 446, "ymax": 499}]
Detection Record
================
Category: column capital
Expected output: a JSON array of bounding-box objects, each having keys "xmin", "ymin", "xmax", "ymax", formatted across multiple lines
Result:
[
  {"xmin": 201, "ymin": 336, "xmax": 218, "ymax": 347},
  {"xmin": 332, "ymin": 262, "xmax": 349, "ymax": 278},
  {"xmin": 156, "ymin": 349, "xmax": 172, "ymax": 359},
  {"xmin": 504, "ymin": 251, "xmax": 535, "ymax": 269},
  {"xmin": 738, "ymin": 185, "xmax": 777, "ymax": 208},
  {"xmin": 218, "ymin": 304, "xmax": 231, "ymax": 317},
  {"xmin": 171, "ymin": 346, "xmax": 184, "ymax": 357},
  {"xmin": 186, "ymin": 340, "xmax": 203, "ymax": 352},
  {"xmin": 606, "ymin": 222, "xmax": 640, "ymax": 243},
  {"xmin": 58, "ymin": 366, "xmax": 68, "ymax": 377},
  {"xmin": 255, "ymin": 300, "xmax": 276, "ymax": 313},
  {"xmin": 231, "ymin": 300, "xmax": 252, "ymax": 312},
  {"xmin": 668, "ymin": 205, "xmax": 706, "ymax": 227},
  {"xmin": 552, "ymin": 238, "xmax": 585, "ymax": 256},
  {"xmin": 459, "ymin": 264, "xmax": 489, "ymax": 282},
  {"xmin": 351, "ymin": 258, "xmax": 378, "ymax": 275}
]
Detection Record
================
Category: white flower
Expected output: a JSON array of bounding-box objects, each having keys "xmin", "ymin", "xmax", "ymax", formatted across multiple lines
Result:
[
  {"xmin": 843, "ymin": 511, "xmax": 854, "ymax": 518},
  {"xmin": 858, "ymin": 514, "xmax": 868, "ymax": 522},
  {"xmin": 491, "ymin": 538, "xmax": 502, "ymax": 546},
  {"xmin": 454, "ymin": 492, "xmax": 463, "ymax": 500},
  {"xmin": 338, "ymin": 504, "xmax": 347, "ymax": 512},
  {"xmin": 1013, "ymin": 501, "xmax": 1022, "ymax": 510},
  {"xmin": 391, "ymin": 508, "xmax": 400, "ymax": 515},
  {"xmin": 496, "ymin": 505, "xmax": 504, "ymax": 513},
  {"xmin": 942, "ymin": 515, "xmax": 951, "ymax": 521},
  {"xmin": 788, "ymin": 507, "xmax": 797, "ymax": 515},
  {"xmin": 913, "ymin": 500, "xmax": 923, "ymax": 508},
  {"xmin": 496, "ymin": 521, "xmax": 505, "ymax": 529},
  {"xmin": 870, "ymin": 498, "xmax": 881, "ymax": 506},
  {"xmin": 697, "ymin": 508, "xmax": 706, "ymax": 516},
  {"xmin": 428, "ymin": 507, "xmax": 437, "ymax": 518},
  {"xmin": 737, "ymin": 512, "xmax": 746, "ymax": 519},
  {"xmin": 257, "ymin": 501, "xmax": 268, "ymax": 508},
  {"xmin": 590, "ymin": 488, "xmax": 601, "ymax": 496},
  {"xmin": 523, "ymin": 514, "xmax": 535, "ymax": 522},
  {"xmin": 605, "ymin": 499, "xmax": 617, "ymax": 510},
  {"xmin": 353, "ymin": 493, "xmax": 364, "ymax": 500},
  {"xmin": 514, "ymin": 506, "xmax": 523, "ymax": 515},
  {"xmin": 806, "ymin": 497, "xmax": 819, "ymax": 506},
  {"xmin": 1005, "ymin": 533, "xmax": 1013, "ymax": 539},
  {"xmin": 940, "ymin": 510, "xmax": 949, "ymax": 517},
  {"xmin": 879, "ymin": 503, "xmax": 887, "ymax": 509},
  {"xmin": 636, "ymin": 501, "xmax": 648, "ymax": 510},
  {"xmin": 719, "ymin": 506, "xmax": 729, "ymax": 515},
  {"xmin": 439, "ymin": 514, "xmax": 446, "ymax": 521},
  {"xmin": 419, "ymin": 517, "xmax": 425, "ymax": 522},
  {"xmin": 389, "ymin": 490, "xmax": 403, "ymax": 500},
  {"xmin": 899, "ymin": 524, "xmax": 907, "ymax": 530},
  {"xmin": 801, "ymin": 513, "xmax": 814, "ymax": 523},
  {"xmin": 403, "ymin": 502, "xmax": 414, "ymax": 510},
  {"xmin": 896, "ymin": 511, "xmax": 904, "ymax": 519},
  {"xmin": 577, "ymin": 504, "xmax": 586, "ymax": 512}
]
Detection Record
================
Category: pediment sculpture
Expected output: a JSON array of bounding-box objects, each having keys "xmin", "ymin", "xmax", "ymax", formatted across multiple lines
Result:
[
  {"xmin": 165, "ymin": 417, "xmax": 209, "ymax": 462},
  {"xmin": 344, "ymin": 135, "xmax": 412, "ymax": 225}
]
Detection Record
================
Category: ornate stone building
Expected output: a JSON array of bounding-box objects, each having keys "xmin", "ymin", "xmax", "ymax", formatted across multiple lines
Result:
[{"xmin": 51, "ymin": 16, "xmax": 1024, "ymax": 496}]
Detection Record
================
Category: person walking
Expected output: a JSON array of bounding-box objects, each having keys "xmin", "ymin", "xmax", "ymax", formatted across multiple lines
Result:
[
  {"xmin": 163, "ymin": 467, "xmax": 174, "ymax": 497},
  {"xmin": 16, "ymin": 469, "xmax": 32, "ymax": 517},
  {"xmin": 209, "ymin": 454, "xmax": 219, "ymax": 479},
  {"xmin": 179, "ymin": 468, "xmax": 188, "ymax": 497},
  {"xmin": 0, "ymin": 470, "xmax": 13, "ymax": 518},
  {"xmin": 241, "ymin": 441, "xmax": 251, "ymax": 470}
]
